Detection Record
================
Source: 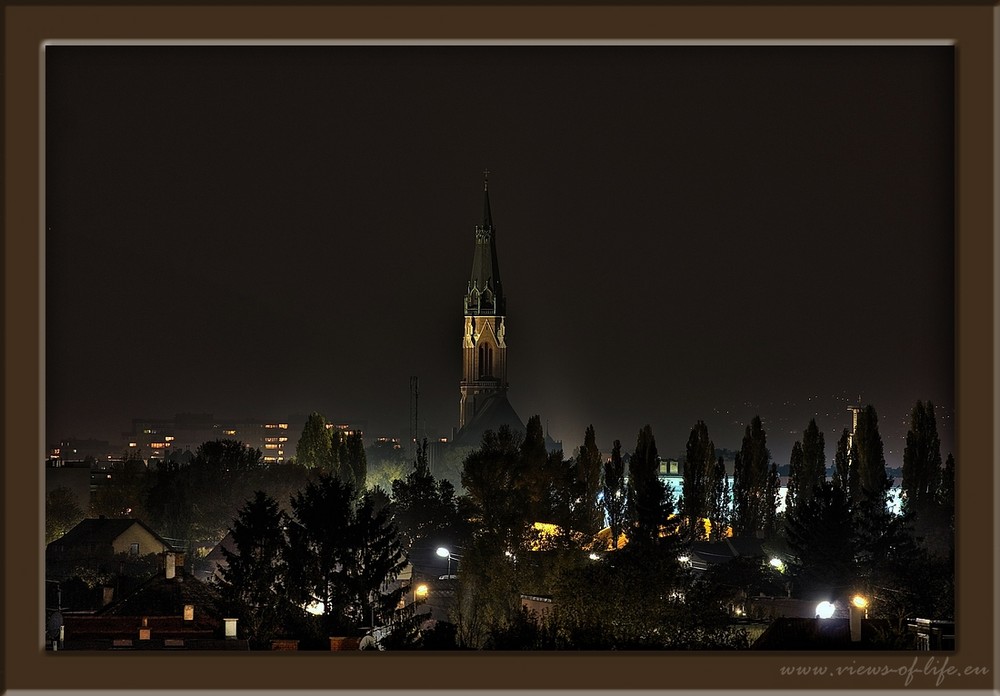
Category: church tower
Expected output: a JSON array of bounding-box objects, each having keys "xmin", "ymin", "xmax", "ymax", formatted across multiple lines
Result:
[{"xmin": 458, "ymin": 171, "xmax": 509, "ymax": 430}]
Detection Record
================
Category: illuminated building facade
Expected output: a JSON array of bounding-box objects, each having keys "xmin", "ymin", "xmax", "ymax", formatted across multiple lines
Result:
[{"xmin": 123, "ymin": 414, "xmax": 297, "ymax": 463}]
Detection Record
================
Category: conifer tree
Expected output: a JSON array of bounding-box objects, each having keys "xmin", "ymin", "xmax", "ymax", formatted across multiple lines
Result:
[
  {"xmin": 219, "ymin": 491, "xmax": 292, "ymax": 648},
  {"xmin": 346, "ymin": 491, "xmax": 408, "ymax": 629},
  {"xmin": 285, "ymin": 474, "xmax": 409, "ymax": 637},
  {"xmin": 391, "ymin": 439, "xmax": 459, "ymax": 552},
  {"xmin": 784, "ymin": 481, "xmax": 855, "ymax": 599},
  {"xmin": 285, "ymin": 474, "xmax": 356, "ymax": 635}
]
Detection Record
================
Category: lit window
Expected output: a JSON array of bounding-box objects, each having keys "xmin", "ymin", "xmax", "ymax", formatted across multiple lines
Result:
[
  {"xmin": 164, "ymin": 436, "xmax": 175, "ymax": 442},
  {"xmin": 223, "ymin": 429, "xmax": 237, "ymax": 436},
  {"xmin": 129, "ymin": 543, "xmax": 139, "ymax": 557}
]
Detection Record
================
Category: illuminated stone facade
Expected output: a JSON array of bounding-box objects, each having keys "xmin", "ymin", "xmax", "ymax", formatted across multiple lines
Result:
[{"xmin": 458, "ymin": 173, "xmax": 512, "ymax": 432}]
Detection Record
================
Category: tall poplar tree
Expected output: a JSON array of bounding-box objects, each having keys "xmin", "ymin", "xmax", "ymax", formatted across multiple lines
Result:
[
  {"xmin": 682, "ymin": 420, "xmax": 716, "ymax": 540},
  {"xmin": 853, "ymin": 405, "xmax": 890, "ymax": 513},
  {"xmin": 800, "ymin": 419, "xmax": 826, "ymax": 504},
  {"xmin": 626, "ymin": 425, "xmax": 666, "ymax": 549},
  {"xmin": 901, "ymin": 400, "xmax": 943, "ymax": 518},
  {"xmin": 573, "ymin": 425, "xmax": 604, "ymax": 536},
  {"xmin": 785, "ymin": 441, "xmax": 805, "ymax": 516},
  {"xmin": 707, "ymin": 456, "xmax": 731, "ymax": 541},
  {"xmin": 603, "ymin": 440, "xmax": 626, "ymax": 550},
  {"xmin": 339, "ymin": 430, "xmax": 368, "ymax": 491},
  {"xmin": 832, "ymin": 427, "xmax": 852, "ymax": 494},
  {"xmin": 763, "ymin": 461, "xmax": 781, "ymax": 538},
  {"xmin": 937, "ymin": 453, "xmax": 955, "ymax": 531},
  {"xmin": 519, "ymin": 415, "xmax": 552, "ymax": 523},
  {"xmin": 296, "ymin": 412, "xmax": 335, "ymax": 470},
  {"xmin": 787, "ymin": 419, "xmax": 827, "ymax": 518},
  {"xmin": 732, "ymin": 415, "xmax": 772, "ymax": 537}
]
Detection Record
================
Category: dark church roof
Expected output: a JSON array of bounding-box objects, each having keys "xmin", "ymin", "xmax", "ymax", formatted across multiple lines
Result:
[
  {"xmin": 465, "ymin": 173, "xmax": 505, "ymax": 316},
  {"xmin": 453, "ymin": 391, "xmax": 526, "ymax": 448},
  {"xmin": 453, "ymin": 392, "xmax": 561, "ymax": 453}
]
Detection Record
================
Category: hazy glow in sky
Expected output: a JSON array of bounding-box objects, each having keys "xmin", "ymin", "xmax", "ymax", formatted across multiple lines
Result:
[{"xmin": 45, "ymin": 45, "xmax": 954, "ymax": 467}]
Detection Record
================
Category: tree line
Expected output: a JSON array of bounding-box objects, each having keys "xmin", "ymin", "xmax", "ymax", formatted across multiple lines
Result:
[{"xmin": 47, "ymin": 400, "xmax": 954, "ymax": 649}]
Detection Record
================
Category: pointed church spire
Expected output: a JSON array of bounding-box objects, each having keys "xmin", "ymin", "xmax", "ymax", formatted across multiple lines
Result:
[
  {"xmin": 465, "ymin": 170, "xmax": 505, "ymax": 316},
  {"xmin": 482, "ymin": 168, "xmax": 493, "ymax": 230}
]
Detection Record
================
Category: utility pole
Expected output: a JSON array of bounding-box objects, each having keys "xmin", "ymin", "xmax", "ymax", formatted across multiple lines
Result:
[{"xmin": 409, "ymin": 376, "xmax": 419, "ymax": 462}]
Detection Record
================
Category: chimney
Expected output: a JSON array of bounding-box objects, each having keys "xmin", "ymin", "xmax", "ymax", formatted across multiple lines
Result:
[{"xmin": 165, "ymin": 552, "xmax": 176, "ymax": 579}]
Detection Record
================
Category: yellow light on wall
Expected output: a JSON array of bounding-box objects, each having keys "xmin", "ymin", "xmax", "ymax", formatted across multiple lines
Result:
[
  {"xmin": 414, "ymin": 584, "xmax": 429, "ymax": 599},
  {"xmin": 851, "ymin": 595, "xmax": 869, "ymax": 609}
]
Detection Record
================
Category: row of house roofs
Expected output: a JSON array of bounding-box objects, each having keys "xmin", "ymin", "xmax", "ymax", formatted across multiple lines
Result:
[{"xmin": 45, "ymin": 516, "xmax": 950, "ymax": 651}]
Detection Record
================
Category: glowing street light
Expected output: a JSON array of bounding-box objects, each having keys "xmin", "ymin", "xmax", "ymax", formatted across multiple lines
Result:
[
  {"xmin": 436, "ymin": 547, "xmax": 462, "ymax": 577},
  {"xmin": 850, "ymin": 594, "xmax": 869, "ymax": 642},
  {"xmin": 815, "ymin": 601, "xmax": 835, "ymax": 619},
  {"xmin": 414, "ymin": 584, "xmax": 429, "ymax": 600}
]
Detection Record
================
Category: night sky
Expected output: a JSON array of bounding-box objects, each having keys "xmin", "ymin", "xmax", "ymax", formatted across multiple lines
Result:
[{"xmin": 45, "ymin": 44, "xmax": 955, "ymax": 469}]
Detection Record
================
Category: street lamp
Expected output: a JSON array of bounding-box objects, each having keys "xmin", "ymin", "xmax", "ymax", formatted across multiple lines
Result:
[
  {"xmin": 414, "ymin": 584, "xmax": 429, "ymax": 601},
  {"xmin": 815, "ymin": 601, "xmax": 835, "ymax": 619},
  {"xmin": 436, "ymin": 547, "xmax": 462, "ymax": 578},
  {"xmin": 850, "ymin": 594, "xmax": 869, "ymax": 642}
]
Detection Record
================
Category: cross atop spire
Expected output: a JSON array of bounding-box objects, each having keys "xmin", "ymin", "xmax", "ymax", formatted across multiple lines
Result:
[{"xmin": 483, "ymin": 168, "xmax": 490, "ymax": 191}]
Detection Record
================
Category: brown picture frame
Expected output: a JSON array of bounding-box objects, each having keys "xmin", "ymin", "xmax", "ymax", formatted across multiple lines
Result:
[{"xmin": 4, "ymin": 2, "xmax": 995, "ymax": 692}]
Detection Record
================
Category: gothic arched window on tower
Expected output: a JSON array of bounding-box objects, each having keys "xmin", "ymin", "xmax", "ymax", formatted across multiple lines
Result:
[{"xmin": 478, "ymin": 344, "xmax": 494, "ymax": 379}]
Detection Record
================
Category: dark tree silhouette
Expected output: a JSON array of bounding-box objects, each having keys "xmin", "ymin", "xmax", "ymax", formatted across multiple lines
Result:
[
  {"xmin": 218, "ymin": 491, "xmax": 292, "ymax": 648},
  {"xmin": 901, "ymin": 400, "xmax": 943, "ymax": 518},
  {"xmin": 732, "ymin": 415, "xmax": 773, "ymax": 537},
  {"xmin": 602, "ymin": 439, "xmax": 626, "ymax": 550},
  {"xmin": 625, "ymin": 424, "xmax": 666, "ymax": 549}
]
